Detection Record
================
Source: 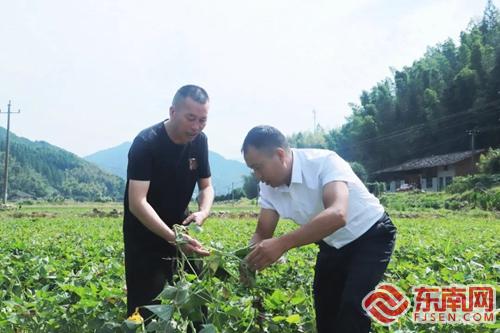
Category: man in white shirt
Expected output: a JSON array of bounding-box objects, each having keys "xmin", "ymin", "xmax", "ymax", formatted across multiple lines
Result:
[{"xmin": 242, "ymin": 125, "xmax": 397, "ymax": 333}]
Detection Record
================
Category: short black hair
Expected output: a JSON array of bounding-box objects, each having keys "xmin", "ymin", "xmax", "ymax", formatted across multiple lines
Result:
[
  {"xmin": 241, "ymin": 125, "xmax": 289, "ymax": 155},
  {"xmin": 172, "ymin": 85, "xmax": 209, "ymax": 106}
]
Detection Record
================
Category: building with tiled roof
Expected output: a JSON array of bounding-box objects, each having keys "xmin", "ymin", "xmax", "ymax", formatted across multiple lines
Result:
[{"xmin": 373, "ymin": 150, "xmax": 485, "ymax": 192}]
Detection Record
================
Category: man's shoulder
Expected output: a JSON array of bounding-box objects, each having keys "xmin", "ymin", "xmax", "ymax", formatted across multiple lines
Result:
[
  {"xmin": 293, "ymin": 148, "xmax": 338, "ymax": 167},
  {"xmin": 135, "ymin": 122, "xmax": 164, "ymax": 143},
  {"xmin": 195, "ymin": 131, "xmax": 208, "ymax": 143},
  {"xmin": 294, "ymin": 148, "xmax": 334, "ymax": 158},
  {"xmin": 191, "ymin": 132, "xmax": 209, "ymax": 152}
]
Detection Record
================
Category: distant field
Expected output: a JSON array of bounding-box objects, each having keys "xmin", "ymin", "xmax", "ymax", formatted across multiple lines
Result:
[{"xmin": 0, "ymin": 201, "xmax": 498, "ymax": 332}]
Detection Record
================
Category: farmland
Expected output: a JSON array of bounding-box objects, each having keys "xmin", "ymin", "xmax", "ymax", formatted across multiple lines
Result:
[{"xmin": 0, "ymin": 199, "xmax": 499, "ymax": 332}]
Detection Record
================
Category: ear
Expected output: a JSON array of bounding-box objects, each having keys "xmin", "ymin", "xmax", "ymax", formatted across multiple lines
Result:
[
  {"xmin": 276, "ymin": 147, "xmax": 287, "ymax": 163},
  {"xmin": 169, "ymin": 106, "xmax": 175, "ymax": 118}
]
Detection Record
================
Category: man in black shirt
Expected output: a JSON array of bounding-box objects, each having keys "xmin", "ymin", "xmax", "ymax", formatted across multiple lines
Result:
[{"xmin": 123, "ymin": 85, "xmax": 214, "ymax": 318}]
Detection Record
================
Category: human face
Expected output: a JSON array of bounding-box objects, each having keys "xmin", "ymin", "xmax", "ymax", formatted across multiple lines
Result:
[
  {"xmin": 244, "ymin": 146, "xmax": 289, "ymax": 187},
  {"xmin": 169, "ymin": 97, "xmax": 208, "ymax": 144}
]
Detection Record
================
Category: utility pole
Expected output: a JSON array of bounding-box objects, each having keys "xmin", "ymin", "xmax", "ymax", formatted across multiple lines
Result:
[
  {"xmin": 466, "ymin": 129, "xmax": 479, "ymax": 173},
  {"xmin": 231, "ymin": 182, "xmax": 234, "ymax": 201},
  {"xmin": 1, "ymin": 101, "xmax": 21, "ymax": 204}
]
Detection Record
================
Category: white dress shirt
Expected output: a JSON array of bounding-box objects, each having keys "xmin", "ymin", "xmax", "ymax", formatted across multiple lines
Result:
[{"xmin": 259, "ymin": 148, "xmax": 385, "ymax": 249}]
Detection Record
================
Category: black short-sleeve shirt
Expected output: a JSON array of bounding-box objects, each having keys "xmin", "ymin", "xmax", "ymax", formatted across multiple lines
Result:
[{"xmin": 123, "ymin": 121, "xmax": 211, "ymax": 252}]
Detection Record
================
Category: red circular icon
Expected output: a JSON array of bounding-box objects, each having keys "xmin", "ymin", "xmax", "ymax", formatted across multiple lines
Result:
[{"xmin": 362, "ymin": 283, "xmax": 411, "ymax": 325}]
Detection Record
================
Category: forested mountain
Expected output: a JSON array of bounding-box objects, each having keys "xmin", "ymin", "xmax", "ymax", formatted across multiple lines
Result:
[
  {"xmin": 85, "ymin": 142, "xmax": 130, "ymax": 179},
  {"xmin": 0, "ymin": 128, "xmax": 125, "ymax": 201},
  {"xmin": 289, "ymin": 1, "xmax": 500, "ymax": 175}
]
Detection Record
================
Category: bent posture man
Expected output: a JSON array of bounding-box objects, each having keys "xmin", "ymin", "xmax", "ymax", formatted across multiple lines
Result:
[{"xmin": 242, "ymin": 125, "xmax": 396, "ymax": 333}]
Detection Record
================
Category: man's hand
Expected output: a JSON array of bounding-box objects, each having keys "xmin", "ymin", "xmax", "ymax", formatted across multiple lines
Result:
[
  {"xmin": 178, "ymin": 234, "xmax": 210, "ymax": 256},
  {"xmin": 182, "ymin": 211, "xmax": 209, "ymax": 226},
  {"xmin": 245, "ymin": 238, "xmax": 288, "ymax": 271}
]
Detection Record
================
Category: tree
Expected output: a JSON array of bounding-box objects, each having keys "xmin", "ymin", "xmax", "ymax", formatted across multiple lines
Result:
[
  {"xmin": 478, "ymin": 148, "xmax": 500, "ymax": 174},
  {"xmin": 242, "ymin": 173, "xmax": 259, "ymax": 199},
  {"xmin": 349, "ymin": 162, "xmax": 368, "ymax": 183},
  {"xmin": 288, "ymin": 127, "xmax": 327, "ymax": 149},
  {"xmin": 304, "ymin": 1, "xmax": 500, "ymax": 177}
]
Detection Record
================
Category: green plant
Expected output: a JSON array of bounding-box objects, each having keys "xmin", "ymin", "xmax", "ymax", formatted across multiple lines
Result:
[{"xmin": 477, "ymin": 148, "xmax": 500, "ymax": 174}]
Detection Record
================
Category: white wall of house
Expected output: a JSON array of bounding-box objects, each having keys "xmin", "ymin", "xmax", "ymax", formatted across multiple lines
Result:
[
  {"xmin": 432, "ymin": 177, "xmax": 439, "ymax": 191},
  {"xmin": 437, "ymin": 165, "xmax": 455, "ymax": 190},
  {"xmin": 420, "ymin": 176, "xmax": 438, "ymax": 191},
  {"xmin": 382, "ymin": 162, "xmax": 468, "ymax": 192},
  {"xmin": 437, "ymin": 165, "xmax": 455, "ymax": 178},
  {"xmin": 390, "ymin": 181, "xmax": 396, "ymax": 192}
]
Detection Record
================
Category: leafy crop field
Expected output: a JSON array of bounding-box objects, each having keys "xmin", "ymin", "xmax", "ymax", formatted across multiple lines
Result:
[{"xmin": 0, "ymin": 202, "xmax": 498, "ymax": 332}]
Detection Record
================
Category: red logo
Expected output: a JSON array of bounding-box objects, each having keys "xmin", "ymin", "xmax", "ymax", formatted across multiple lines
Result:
[
  {"xmin": 412, "ymin": 284, "xmax": 496, "ymax": 324},
  {"xmin": 362, "ymin": 283, "xmax": 411, "ymax": 325}
]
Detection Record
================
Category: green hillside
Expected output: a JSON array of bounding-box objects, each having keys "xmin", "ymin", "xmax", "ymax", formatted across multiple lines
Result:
[{"xmin": 0, "ymin": 128, "xmax": 124, "ymax": 201}]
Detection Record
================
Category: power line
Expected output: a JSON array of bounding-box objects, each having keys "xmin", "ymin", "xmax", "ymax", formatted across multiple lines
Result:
[
  {"xmin": 339, "ymin": 101, "xmax": 500, "ymax": 149},
  {"xmin": 341, "ymin": 106, "xmax": 499, "ymax": 150},
  {"xmin": 375, "ymin": 124, "xmax": 500, "ymax": 169}
]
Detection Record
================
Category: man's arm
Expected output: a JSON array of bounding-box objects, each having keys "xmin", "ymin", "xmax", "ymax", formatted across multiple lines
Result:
[
  {"xmin": 129, "ymin": 179, "xmax": 209, "ymax": 255},
  {"xmin": 246, "ymin": 181, "xmax": 348, "ymax": 270},
  {"xmin": 129, "ymin": 180, "xmax": 176, "ymax": 242},
  {"xmin": 250, "ymin": 208, "xmax": 280, "ymax": 246},
  {"xmin": 182, "ymin": 177, "xmax": 214, "ymax": 226},
  {"xmin": 279, "ymin": 181, "xmax": 348, "ymax": 249}
]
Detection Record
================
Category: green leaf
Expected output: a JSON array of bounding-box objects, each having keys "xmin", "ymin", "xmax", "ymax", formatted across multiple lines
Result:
[
  {"xmin": 174, "ymin": 281, "xmax": 191, "ymax": 306},
  {"xmin": 290, "ymin": 290, "xmax": 306, "ymax": 305},
  {"xmin": 145, "ymin": 319, "xmax": 169, "ymax": 332},
  {"xmin": 269, "ymin": 289, "xmax": 287, "ymax": 306},
  {"xmin": 156, "ymin": 285, "xmax": 178, "ymax": 300},
  {"xmin": 233, "ymin": 246, "xmax": 252, "ymax": 259},
  {"xmin": 285, "ymin": 314, "xmax": 301, "ymax": 324},
  {"xmin": 188, "ymin": 223, "xmax": 203, "ymax": 234},
  {"xmin": 122, "ymin": 320, "xmax": 142, "ymax": 332},
  {"xmin": 238, "ymin": 260, "xmax": 256, "ymax": 288},
  {"xmin": 272, "ymin": 315, "xmax": 286, "ymax": 322},
  {"xmin": 199, "ymin": 324, "xmax": 217, "ymax": 333},
  {"xmin": 143, "ymin": 304, "xmax": 173, "ymax": 321}
]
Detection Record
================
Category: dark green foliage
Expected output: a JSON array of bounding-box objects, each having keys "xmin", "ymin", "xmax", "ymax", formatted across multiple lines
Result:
[
  {"xmin": 242, "ymin": 173, "xmax": 259, "ymax": 199},
  {"xmin": 445, "ymin": 173, "xmax": 500, "ymax": 193},
  {"xmin": 445, "ymin": 187, "xmax": 500, "ymax": 211},
  {"xmin": 214, "ymin": 187, "xmax": 245, "ymax": 202},
  {"xmin": 477, "ymin": 148, "xmax": 500, "ymax": 173},
  {"xmin": 366, "ymin": 182, "xmax": 386, "ymax": 197},
  {"xmin": 288, "ymin": 3, "xmax": 500, "ymax": 174},
  {"xmin": 349, "ymin": 161, "xmax": 368, "ymax": 183},
  {"xmin": 288, "ymin": 127, "xmax": 327, "ymax": 149},
  {"xmin": 378, "ymin": 178, "xmax": 500, "ymax": 212},
  {"xmin": 0, "ymin": 128, "xmax": 124, "ymax": 201},
  {"xmin": 1, "ymin": 203, "xmax": 498, "ymax": 332}
]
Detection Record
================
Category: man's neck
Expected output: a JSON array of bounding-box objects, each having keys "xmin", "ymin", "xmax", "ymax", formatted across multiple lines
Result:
[{"xmin": 164, "ymin": 120, "xmax": 183, "ymax": 144}]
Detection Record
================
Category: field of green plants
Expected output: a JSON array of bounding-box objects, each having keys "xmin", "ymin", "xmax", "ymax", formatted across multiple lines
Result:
[{"xmin": 0, "ymin": 199, "xmax": 498, "ymax": 332}]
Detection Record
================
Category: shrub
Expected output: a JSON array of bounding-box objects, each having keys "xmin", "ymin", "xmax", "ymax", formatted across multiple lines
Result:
[
  {"xmin": 446, "ymin": 174, "xmax": 500, "ymax": 193},
  {"xmin": 478, "ymin": 148, "xmax": 500, "ymax": 174}
]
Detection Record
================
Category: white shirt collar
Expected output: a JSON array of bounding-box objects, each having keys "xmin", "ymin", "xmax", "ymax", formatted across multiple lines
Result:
[{"xmin": 276, "ymin": 149, "xmax": 302, "ymax": 192}]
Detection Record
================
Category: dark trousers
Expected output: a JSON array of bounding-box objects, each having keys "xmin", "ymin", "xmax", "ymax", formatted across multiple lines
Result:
[
  {"xmin": 125, "ymin": 246, "xmax": 205, "ymax": 333},
  {"xmin": 124, "ymin": 247, "xmax": 176, "ymax": 318},
  {"xmin": 313, "ymin": 213, "xmax": 397, "ymax": 333}
]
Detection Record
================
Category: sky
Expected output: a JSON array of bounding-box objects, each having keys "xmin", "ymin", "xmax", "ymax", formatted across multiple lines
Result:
[{"xmin": 0, "ymin": 0, "xmax": 497, "ymax": 161}]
